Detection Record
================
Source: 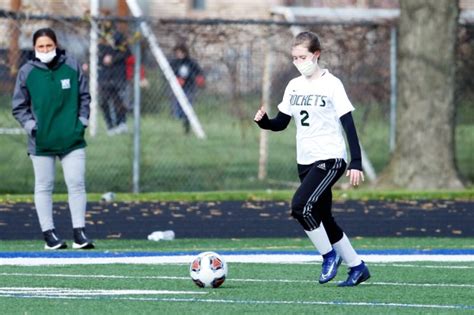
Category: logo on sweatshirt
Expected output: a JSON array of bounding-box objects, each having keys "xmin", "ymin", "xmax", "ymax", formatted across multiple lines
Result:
[{"xmin": 61, "ymin": 79, "xmax": 71, "ymax": 89}]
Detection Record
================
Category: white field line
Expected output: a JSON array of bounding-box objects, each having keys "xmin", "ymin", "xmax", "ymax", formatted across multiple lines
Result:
[
  {"xmin": 1, "ymin": 254, "xmax": 474, "ymax": 266},
  {"xmin": 0, "ymin": 128, "xmax": 25, "ymax": 135},
  {"xmin": 369, "ymin": 263, "xmax": 474, "ymax": 269},
  {"xmin": 0, "ymin": 287, "xmax": 206, "ymax": 296},
  {"xmin": 1, "ymin": 273, "xmax": 474, "ymax": 289},
  {"xmin": 0, "ymin": 293, "xmax": 471, "ymax": 310}
]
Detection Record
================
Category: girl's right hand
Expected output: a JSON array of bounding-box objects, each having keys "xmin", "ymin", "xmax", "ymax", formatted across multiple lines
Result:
[{"xmin": 254, "ymin": 106, "xmax": 266, "ymax": 122}]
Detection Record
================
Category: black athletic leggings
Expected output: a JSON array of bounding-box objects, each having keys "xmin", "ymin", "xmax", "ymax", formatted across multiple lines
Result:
[{"xmin": 291, "ymin": 158, "xmax": 346, "ymax": 244}]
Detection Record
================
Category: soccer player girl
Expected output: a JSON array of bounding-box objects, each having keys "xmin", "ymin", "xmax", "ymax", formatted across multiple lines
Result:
[{"xmin": 254, "ymin": 31, "xmax": 370, "ymax": 286}]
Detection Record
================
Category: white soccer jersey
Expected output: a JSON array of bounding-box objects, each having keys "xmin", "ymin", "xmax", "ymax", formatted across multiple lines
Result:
[{"xmin": 278, "ymin": 70, "xmax": 354, "ymax": 165}]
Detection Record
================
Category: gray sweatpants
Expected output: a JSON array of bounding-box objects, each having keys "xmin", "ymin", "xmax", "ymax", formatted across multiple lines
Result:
[{"xmin": 30, "ymin": 148, "xmax": 87, "ymax": 232}]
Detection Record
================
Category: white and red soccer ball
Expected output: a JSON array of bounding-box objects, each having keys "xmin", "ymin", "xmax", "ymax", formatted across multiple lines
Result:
[{"xmin": 189, "ymin": 251, "xmax": 228, "ymax": 288}]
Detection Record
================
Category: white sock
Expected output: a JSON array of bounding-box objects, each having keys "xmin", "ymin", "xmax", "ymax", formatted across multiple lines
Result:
[
  {"xmin": 333, "ymin": 233, "xmax": 362, "ymax": 267},
  {"xmin": 305, "ymin": 223, "xmax": 332, "ymax": 256}
]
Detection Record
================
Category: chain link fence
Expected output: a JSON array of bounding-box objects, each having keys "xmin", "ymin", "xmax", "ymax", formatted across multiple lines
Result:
[{"xmin": 0, "ymin": 12, "xmax": 472, "ymax": 193}]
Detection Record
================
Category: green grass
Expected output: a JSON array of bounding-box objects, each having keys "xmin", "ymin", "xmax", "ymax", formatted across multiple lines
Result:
[
  {"xmin": 1, "ymin": 188, "xmax": 473, "ymax": 203},
  {"xmin": 1, "ymin": 238, "xmax": 473, "ymax": 314},
  {"xmin": 1, "ymin": 96, "xmax": 473, "ymax": 193}
]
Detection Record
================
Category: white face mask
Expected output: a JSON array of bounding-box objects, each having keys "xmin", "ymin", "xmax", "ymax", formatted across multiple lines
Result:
[
  {"xmin": 293, "ymin": 56, "xmax": 318, "ymax": 77},
  {"xmin": 35, "ymin": 49, "xmax": 56, "ymax": 63}
]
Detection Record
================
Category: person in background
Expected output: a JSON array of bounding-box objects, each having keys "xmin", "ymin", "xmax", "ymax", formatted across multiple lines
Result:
[
  {"xmin": 98, "ymin": 21, "xmax": 131, "ymax": 136},
  {"xmin": 254, "ymin": 31, "xmax": 370, "ymax": 286},
  {"xmin": 12, "ymin": 28, "xmax": 94, "ymax": 250},
  {"xmin": 170, "ymin": 43, "xmax": 205, "ymax": 134},
  {"xmin": 124, "ymin": 54, "xmax": 149, "ymax": 111}
]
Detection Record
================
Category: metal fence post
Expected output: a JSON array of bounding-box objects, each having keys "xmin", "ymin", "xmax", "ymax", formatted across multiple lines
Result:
[
  {"xmin": 88, "ymin": 0, "xmax": 99, "ymax": 137},
  {"xmin": 132, "ymin": 22, "xmax": 142, "ymax": 194}
]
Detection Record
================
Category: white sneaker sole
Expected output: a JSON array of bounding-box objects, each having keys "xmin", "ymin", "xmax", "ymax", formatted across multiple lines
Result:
[
  {"xmin": 73, "ymin": 242, "xmax": 95, "ymax": 249},
  {"xmin": 44, "ymin": 242, "xmax": 67, "ymax": 250}
]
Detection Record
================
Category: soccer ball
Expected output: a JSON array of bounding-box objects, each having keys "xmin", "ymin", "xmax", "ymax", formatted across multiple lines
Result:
[{"xmin": 189, "ymin": 251, "xmax": 228, "ymax": 288}]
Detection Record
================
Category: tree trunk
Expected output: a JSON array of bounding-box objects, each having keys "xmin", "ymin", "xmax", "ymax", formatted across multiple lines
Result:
[
  {"xmin": 8, "ymin": 0, "xmax": 21, "ymax": 79},
  {"xmin": 378, "ymin": 0, "xmax": 464, "ymax": 189}
]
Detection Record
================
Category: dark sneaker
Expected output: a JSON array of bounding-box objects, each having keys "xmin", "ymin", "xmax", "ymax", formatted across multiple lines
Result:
[
  {"xmin": 319, "ymin": 249, "xmax": 342, "ymax": 284},
  {"xmin": 43, "ymin": 229, "xmax": 67, "ymax": 250},
  {"xmin": 338, "ymin": 261, "xmax": 371, "ymax": 287},
  {"xmin": 73, "ymin": 228, "xmax": 95, "ymax": 249}
]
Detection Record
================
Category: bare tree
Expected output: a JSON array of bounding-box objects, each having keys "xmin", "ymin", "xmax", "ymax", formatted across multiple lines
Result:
[
  {"xmin": 378, "ymin": 0, "xmax": 464, "ymax": 189},
  {"xmin": 7, "ymin": 0, "xmax": 21, "ymax": 81}
]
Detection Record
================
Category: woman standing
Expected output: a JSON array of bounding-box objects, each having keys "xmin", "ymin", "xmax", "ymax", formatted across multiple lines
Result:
[
  {"xmin": 170, "ymin": 43, "xmax": 205, "ymax": 134},
  {"xmin": 12, "ymin": 28, "xmax": 94, "ymax": 250},
  {"xmin": 254, "ymin": 31, "xmax": 370, "ymax": 286}
]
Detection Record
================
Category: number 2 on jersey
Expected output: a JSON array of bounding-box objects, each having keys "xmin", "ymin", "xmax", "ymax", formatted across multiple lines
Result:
[{"xmin": 300, "ymin": 110, "xmax": 310, "ymax": 126}]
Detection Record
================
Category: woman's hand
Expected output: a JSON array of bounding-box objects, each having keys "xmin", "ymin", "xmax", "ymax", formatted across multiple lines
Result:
[
  {"xmin": 103, "ymin": 54, "xmax": 113, "ymax": 66},
  {"xmin": 346, "ymin": 169, "xmax": 364, "ymax": 187},
  {"xmin": 254, "ymin": 106, "xmax": 266, "ymax": 122}
]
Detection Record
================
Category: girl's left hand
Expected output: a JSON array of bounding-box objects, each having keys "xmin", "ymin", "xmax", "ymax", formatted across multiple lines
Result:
[{"xmin": 346, "ymin": 169, "xmax": 364, "ymax": 187}]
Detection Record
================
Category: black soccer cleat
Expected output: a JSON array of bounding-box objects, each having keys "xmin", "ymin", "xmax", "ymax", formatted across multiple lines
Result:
[
  {"xmin": 43, "ymin": 229, "xmax": 67, "ymax": 250},
  {"xmin": 72, "ymin": 228, "xmax": 95, "ymax": 249},
  {"xmin": 338, "ymin": 261, "xmax": 371, "ymax": 287},
  {"xmin": 319, "ymin": 249, "xmax": 342, "ymax": 284}
]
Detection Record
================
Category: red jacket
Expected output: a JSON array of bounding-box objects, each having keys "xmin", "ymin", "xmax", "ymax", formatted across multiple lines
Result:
[{"xmin": 125, "ymin": 55, "xmax": 145, "ymax": 81}]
